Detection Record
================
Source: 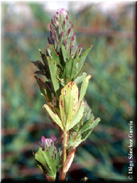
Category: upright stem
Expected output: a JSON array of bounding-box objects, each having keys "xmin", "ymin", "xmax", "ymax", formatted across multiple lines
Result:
[
  {"xmin": 60, "ymin": 130, "xmax": 68, "ymax": 181},
  {"xmin": 45, "ymin": 175, "xmax": 54, "ymax": 181}
]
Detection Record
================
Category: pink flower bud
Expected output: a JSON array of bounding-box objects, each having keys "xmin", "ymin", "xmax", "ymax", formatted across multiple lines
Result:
[
  {"xmin": 60, "ymin": 8, "xmax": 67, "ymax": 16},
  {"xmin": 71, "ymin": 45, "xmax": 74, "ymax": 49},
  {"xmin": 61, "ymin": 32, "xmax": 64, "ymax": 39},
  {"xmin": 41, "ymin": 136, "xmax": 45, "ymax": 146},
  {"xmin": 51, "ymin": 29, "xmax": 55, "ymax": 37},
  {"xmin": 51, "ymin": 134, "xmax": 56, "ymax": 142},
  {"xmin": 40, "ymin": 136, "xmax": 53, "ymax": 148},
  {"xmin": 78, "ymin": 44, "xmax": 83, "ymax": 49},
  {"xmin": 63, "ymin": 20, "xmax": 66, "ymax": 26},
  {"xmin": 71, "ymin": 33, "xmax": 76, "ymax": 42},
  {"xmin": 68, "ymin": 28, "xmax": 71, "ymax": 35},
  {"xmin": 50, "ymin": 24, "xmax": 52, "ymax": 31},
  {"xmin": 45, "ymin": 138, "xmax": 52, "ymax": 147}
]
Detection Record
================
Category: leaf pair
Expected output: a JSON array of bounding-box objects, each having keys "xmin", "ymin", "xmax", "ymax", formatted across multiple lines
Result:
[
  {"xmin": 43, "ymin": 75, "xmax": 91, "ymax": 131},
  {"xmin": 68, "ymin": 100, "xmax": 101, "ymax": 149},
  {"xmin": 35, "ymin": 147, "xmax": 57, "ymax": 180}
]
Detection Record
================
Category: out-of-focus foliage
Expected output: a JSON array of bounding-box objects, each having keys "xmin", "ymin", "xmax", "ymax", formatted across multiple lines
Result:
[{"xmin": 1, "ymin": 2, "xmax": 135, "ymax": 181}]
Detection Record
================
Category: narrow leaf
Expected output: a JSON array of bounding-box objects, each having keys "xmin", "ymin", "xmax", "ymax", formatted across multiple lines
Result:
[
  {"xmin": 64, "ymin": 58, "xmax": 73, "ymax": 83},
  {"xmin": 79, "ymin": 75, "xmax": 91, "ymax": 102},
  {"xmin": 38, "ymin": 49, "xmax": 51, "ymax": 80},
  {"xmin": 47, "ymin": 56, "xmax": 59, "ymax": 93},
  {"xmin": 80, "ymin": 113, "xmax": 94, "ymax": 133},
  {"xmin": 90, "ymin": 117, "xmax": 101, "ymax": 130},
  {"xmin": 76, "ymin": 45, "xmax": 93, "ymax": 74},
  {"xmin": 34, "ymin": 76, "xmax": 52, "ymax": 102},
  {"xmin": 61, "ymin": 44, "xmax": 68, "ymax": 63},
  {"xmin": 74, "ymin": 72, "xmax": 87, "ymax": 85},
  {"xmin": 71, "ymin": 55, "xmax": 80, "ymax": 80},
  {"xmin": 67, "ymin": 100, "xmax": 85, "ymax": 131},
  {"xmin": 31, "ymin": 60, "xmax": 45, "ymax": 72},
  {"xmin": 43, "ymin": 104, "xmax": 64, "ymax": 130},
  {"xmin": 81, "ymin": 117, "xmax": 101, "ymax": 140},
  {"xmin": 49, "ymin": 44, "xmax": 63, "ymax": 69}
]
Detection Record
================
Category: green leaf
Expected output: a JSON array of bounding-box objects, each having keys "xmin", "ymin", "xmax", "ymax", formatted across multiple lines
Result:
[
  {"xmin": 79, "ymin": 75, "xmax": 91, "ymax": 102},
  {"xmin": 80, "ymin": 113, "xmax": 94, "ymax": 133},
  {"xmin": 81, "ymin": 129, "xmax": 92, "ymax": 141},
  {"xmin": 90, "ymin": 117, "xmax": 101, "ymax": 130},
  {"xmin": 64, "ymin": 57, "xmax": 73, "ymax": 83},
  {"xmin": 81, "ymin": 117, "xmax": 101, "ymax": 140},
  {"xmin": 34, "ymin": 76, "xmax": 52, "ymax": 102},
  {"xmin": 30, "ymin": 60, "xmax": 46, "ymax": 72},
  {"xmin": 34, "ymin": 70, "xmax": 45, "ymax": 76},
  {"xmin": 35, "ymin": 148, "xmax": 51, "ymax": 175},
  {"xmin": 43, "ymin": 104, "xmax": 64, "ymax": 130},
  {"xmin": 47, "ymin": 56, "xmax": 59, "ymax": 93},
  {"xmin": 38, "ymin": 49, "xmax": 48, "ymax": 66},
  {"xmin": 64, "ymin": 56, "xmax": 80, "ymax": 83},
  {"xmin": 71, "ymin": 55, "xmax": 80, "ymax": 79},
  {"xmin": 76, "ymin": 45, "xmax": 93, "ymax": 74},
  {"xmin": 74, "ymin": 72, "xmax": 87, "ymax": 85},
  {"xmin": 67, "ymin": 100, "xmax": 85, "ymax": 130},
  {"xmin": 61, "ymin": 44, "xmax": 68, "ymax": 63},
  {"xmin": 59, "ymin": 81, "xmax": 80, "ymax": 130},
  {"xmin": 82, "ymin": 100, "xmax": 92, "ymax": 121},
  {"xmin": 35, "ymin": 147, "xmax": 56, "ymax": 179},
  {"xmin": 49, "ymin": 44, "xmax": 63, "ymax": 69},
  {"xmin": 38, "ymin": 49, "xmax": 51, "ymax": 80}
]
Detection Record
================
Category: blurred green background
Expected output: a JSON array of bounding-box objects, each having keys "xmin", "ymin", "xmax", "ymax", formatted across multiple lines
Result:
[{"xmin": 1, "ymin": 1, "xmax": 136, "ymax": 181}]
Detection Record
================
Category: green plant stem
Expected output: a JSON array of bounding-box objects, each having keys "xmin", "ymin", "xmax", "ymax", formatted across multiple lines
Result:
[{"xmin": 60, "ymin": 130, "xmax": 68, "ymax": 181}]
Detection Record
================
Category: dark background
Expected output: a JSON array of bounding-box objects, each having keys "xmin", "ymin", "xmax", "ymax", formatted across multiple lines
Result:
[{"xmin": 1, "ymin": 1, "xmax": 136, "ymax": 181}]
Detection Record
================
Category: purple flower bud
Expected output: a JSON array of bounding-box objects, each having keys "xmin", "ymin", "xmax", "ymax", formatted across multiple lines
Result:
[
  {"xmin": 51, "ymin": 29, "xmax": 55, "ymax": 37},
  {"xmin": 71, "ymin": 33, "xmax": 76, "ymax": 42},
  {"xmin": 63, "ymin": 20, "xmax": 66, "ymax": 26},
  {"xmin": 41, "ymin": 136, "xmax": 45, "ymax": 147},
  {"xmin": 70, "ymin": 45, "xmax": 74, "ymax": 55},
  {"xmin": 54, "ymin": 36, "xmax": 57, "ymax": 42},
  {"xmin": 48, "ymin": 37, "xmax": 51, "ymax": 44},
  {"xmin": 45, "ymin": 138, "xmax": 52, "ymax": 147},
  {"xmin": 78, "ymin": 44, "xmax": 83, "ymax": 49},
  {"xmin": 69, "ymin": 21, "xmax": 73, "ymax": 28},
  {"xmin": 50, "ymin": 24, "xmax": 52, "ymax": 31},
  {"xmin": 61, "ymin": 32, "xmax": 64, "ymax": 39},
  {"xmin": 68, "ymin": 28, "xmax": 71, "ymax": 35},
  {"xmin": 53, "ymin": 18, "xmax": 56, "ymax": 24},
  {"xmin": 50, "ymin": 31, "xmax": 52, "ymax": 37},
  {"xmin": 71, "ymin": 45, "xmax": 74, "ymax": 49},
  {"xmin": 40, "ymin": 136, "xmax": 55, "ymax": 148},
  {"xmin": 56, "ymin": 11, "xmax": 60, "ymax": 18},
  {"xmin": 51, "ymin": 134, "xmax": 56, "ymax": 142}
]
